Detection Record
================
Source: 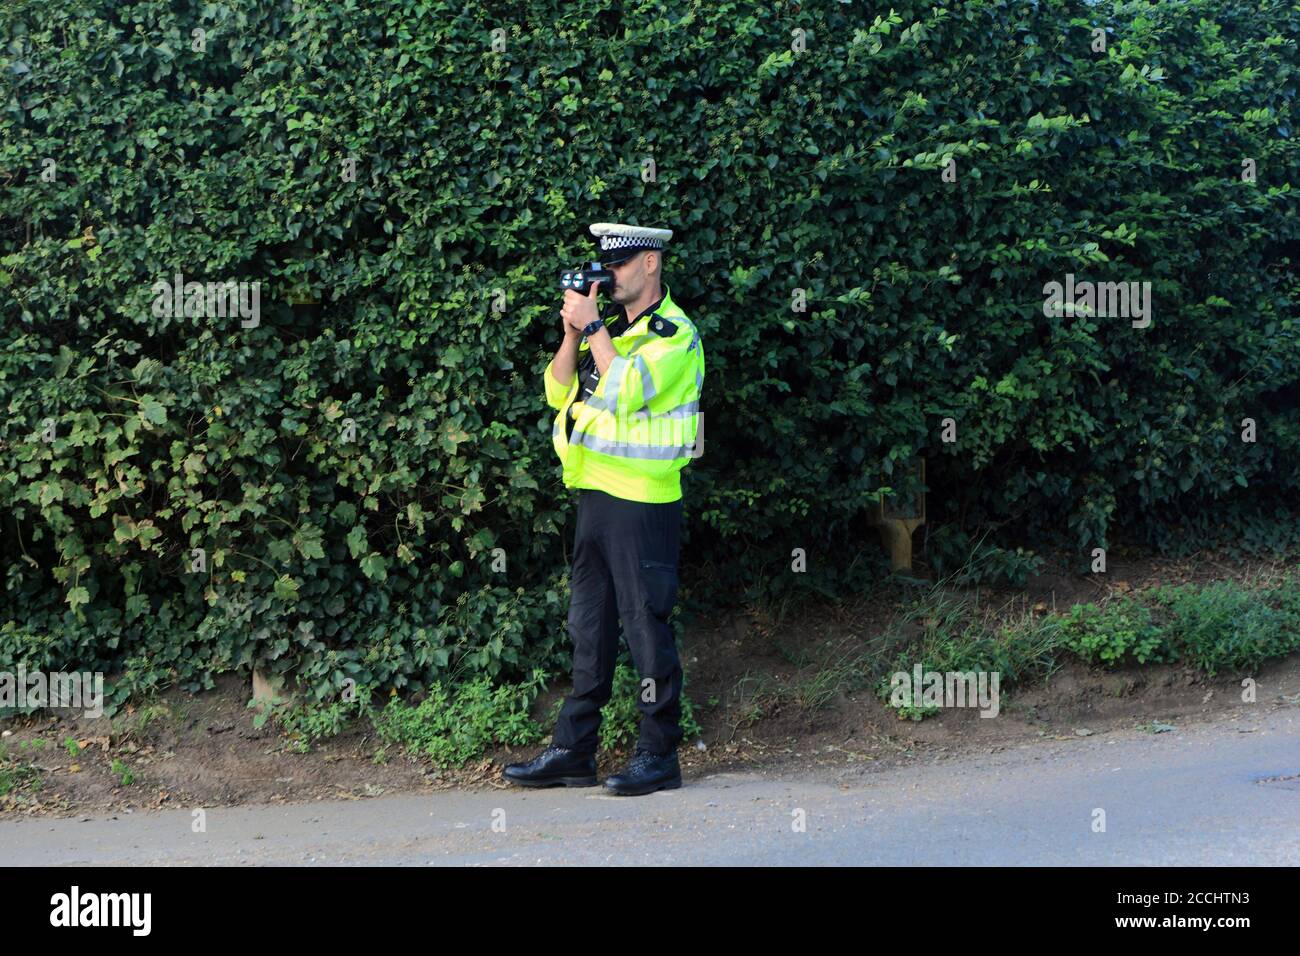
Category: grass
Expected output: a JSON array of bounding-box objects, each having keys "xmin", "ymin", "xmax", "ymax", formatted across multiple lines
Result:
[
  {"xmin": 110, "ymin": 758, "xmax": 134, "ymax": 787},
  {"xmin": 574, "ymin": 660, "xmax": 705, "ymax": 752},
  {"xmin": 18, "ymin": 569, "xmax": 1291, "ymax": 765},
  {"xmin": 786, "ymin": 636, "xmax": 882, "ymax": 712},
  {"xmin": 245, "ymin": 657, "xmax": 707, "ymax": 768},
  {"xmin": 717, "ymin": 633, "xmax": 889, "ymax": 737},
  {"xmin": 0, "ymin": 743, "xmax": 43, "ymax": 801},
  {"xmin": 868, "ymin": 569, "xmax": 1300, "ymax": 719},
  {"xmin": 131, "ymin": 701, "xmax": 176, "ymax": 737},
  {"xmin": 1148, "ymin": 574, "xmax": 1300, "ymax": 676},
  {"xmin": 290, "ymin": 570, "xmax": 1300, "ymax": 753},
  {"xmin": 372, "ymin": 670, "xmax": 548, "ymax": 768},
  {"xmin": 1058, "ymin": 598, "xmax": 1167, "ymax": 666},
  {"xmin": 877, "ymin": 585, "xmax": 1067, "ymax": 687},
  {"xmin": 721, "ymin": 672, "xmax": 782, "ymax": 739}
]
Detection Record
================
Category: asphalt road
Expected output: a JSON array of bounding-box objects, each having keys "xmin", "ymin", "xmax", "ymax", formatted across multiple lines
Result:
[{"xmin": 3, "ymin": 709, "xmax": 1297, "ymax": 865}]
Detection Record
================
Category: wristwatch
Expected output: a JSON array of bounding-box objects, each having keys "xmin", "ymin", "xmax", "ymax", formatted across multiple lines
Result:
[{"xmin": 581, "ymin": 317, "xmax": 606, "ymax": 338}]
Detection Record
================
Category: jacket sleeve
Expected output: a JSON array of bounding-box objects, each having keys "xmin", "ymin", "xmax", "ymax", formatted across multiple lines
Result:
[
  {"xmin": 544, "ymin": 356, "xmax": 579, "ymax": 410},
  {"xmin": 590, "ymin": 324, "xmax": 695, "ymax": 417}
]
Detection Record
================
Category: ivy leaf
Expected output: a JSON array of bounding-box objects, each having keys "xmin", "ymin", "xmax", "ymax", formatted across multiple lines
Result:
[
  {"xmin": 273, "ymin": 574, "xmax": 300, "ymax": 601},
  {"xmin": 67, "ymin": 586, "xmax": 90, "ymax": 612},
  {"xmin": 346, "ymin": 524, "xmax": 368, "ymax": 558},
  {"xmin": 295, "ymin": 524, "xmax": 326, "ymax": 560},
  {"xmin": 52, "ymin": 345, "xmax": 76, "ymax": 378},
  {"xmin": 140, "ymin": 399, "xmax": 167, "ymax": 425},
  {"xmin": 360, "ymin": 553, "xmax": 388, "ymax": 582}
]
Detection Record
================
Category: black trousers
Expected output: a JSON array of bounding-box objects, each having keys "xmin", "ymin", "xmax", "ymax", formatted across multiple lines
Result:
[{"xmin": 552, "ymin": 488, "xmax": 684, "ymax": 756}]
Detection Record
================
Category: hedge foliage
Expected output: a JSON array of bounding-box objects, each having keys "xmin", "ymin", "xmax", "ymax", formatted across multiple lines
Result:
[{"xmin": 2, "ymin": 0, "xmax": 1297, "ymax": 708}]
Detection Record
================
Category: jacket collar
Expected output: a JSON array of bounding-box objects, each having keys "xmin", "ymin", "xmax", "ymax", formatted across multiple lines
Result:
[{"xmin": 601, "ymin": 282, "xmax": 672, "ymax": 331}]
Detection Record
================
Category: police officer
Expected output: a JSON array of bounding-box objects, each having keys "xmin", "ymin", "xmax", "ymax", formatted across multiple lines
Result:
[{"xmin": 503, "ymin": 222, "xmax": 705, "ymax": 796}]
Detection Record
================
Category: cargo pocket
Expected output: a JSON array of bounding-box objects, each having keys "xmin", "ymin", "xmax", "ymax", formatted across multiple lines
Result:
[{"xmin": 639, "ymin": 558, "xmax": 679, "ymax": 621}]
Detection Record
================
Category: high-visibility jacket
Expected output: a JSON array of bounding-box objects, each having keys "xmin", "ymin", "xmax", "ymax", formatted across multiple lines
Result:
[{"xmin": 544, "ymin": 283, "xmax": 704, "ymax": 503}]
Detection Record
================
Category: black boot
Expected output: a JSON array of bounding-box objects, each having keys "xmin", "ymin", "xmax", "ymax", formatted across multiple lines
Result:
[
  {"xmin": 502, "ymin": 745, "xmax": 598, "ymax": 788},
  {"xmin": 603, "ymin": 748, "xmax": 682, "ymax": 796}
]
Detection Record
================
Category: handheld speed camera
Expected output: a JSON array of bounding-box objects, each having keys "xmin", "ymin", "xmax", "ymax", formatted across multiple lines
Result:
[{"xmin": 558, "ymin": 261, "xmax": 614, "ymax": 295}]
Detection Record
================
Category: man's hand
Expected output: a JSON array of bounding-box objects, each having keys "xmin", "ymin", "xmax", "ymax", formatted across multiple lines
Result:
[
  {"xmin": 551, "ymin": 281, "xmax": 601, "ymax": 388},
  {"xmin": 561, "ymin": 279, "xmax": 602, "ymax": 335}
]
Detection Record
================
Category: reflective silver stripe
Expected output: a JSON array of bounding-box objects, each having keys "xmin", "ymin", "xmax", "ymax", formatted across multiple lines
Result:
[
  {"xmin": 603, "ymin": 355, "xmax": 629, "ymax": 411},
  {"xmin": 569, "ymin": 431, "xmax": 695, "ymax": 459},
  {"xmin": 581, "ymin": 398, "xmax": 699, "ymax": 421},
  {"xmin": 655, "ymin": 399, "xmax": 699, "ymax": 419},
  {"xmin": 633, "ymin": 354, "xmax": 656, "ymax": 400}
]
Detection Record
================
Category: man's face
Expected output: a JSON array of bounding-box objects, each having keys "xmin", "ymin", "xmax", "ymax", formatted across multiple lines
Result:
[{"xmin": 604, "ymin": 250, "xmax": 650, "ymax": 304}]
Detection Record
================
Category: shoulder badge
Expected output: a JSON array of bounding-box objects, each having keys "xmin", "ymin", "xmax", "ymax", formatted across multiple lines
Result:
[{"xmin": 650, "ymin": 315, "xmax": 677, "ymax": 337}]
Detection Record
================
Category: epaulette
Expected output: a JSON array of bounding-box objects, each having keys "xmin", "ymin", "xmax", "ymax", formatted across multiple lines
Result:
[{"xmin": 649, "ymin": 315, "xmax": 677, "ymax": 337}]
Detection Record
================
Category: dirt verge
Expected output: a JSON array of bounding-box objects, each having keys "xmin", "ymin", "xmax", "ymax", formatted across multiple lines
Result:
[{"xmin": 3, "ymin": 548, "xmax": 1297, "ymax": 817}]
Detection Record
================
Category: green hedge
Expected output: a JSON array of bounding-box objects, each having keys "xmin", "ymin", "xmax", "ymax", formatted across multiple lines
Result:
[{"xmin": 2, "ymin": 0, "xmax": 1297, "ymax": 709}]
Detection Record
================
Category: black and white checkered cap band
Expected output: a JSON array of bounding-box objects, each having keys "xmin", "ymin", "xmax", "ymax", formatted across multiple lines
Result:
[{"xmin": 599, "ymin": 235, "xmax": 666, "ymax": 251}]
